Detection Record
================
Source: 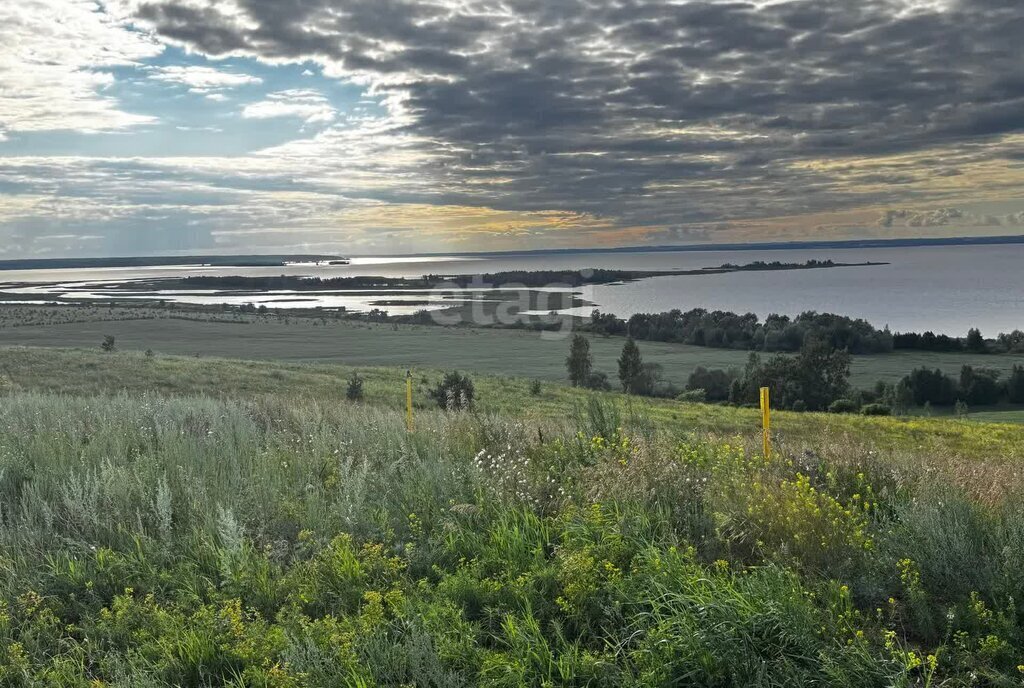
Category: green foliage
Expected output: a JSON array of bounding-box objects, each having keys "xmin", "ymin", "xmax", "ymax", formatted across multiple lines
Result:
[
  {"xmin": 100, "ymin": 335, "xmax": 116, "ymax": 352},
  {"xmin": 829, "ymin": 398, "xmax": 860, "ymax": 414},
  {"xmin": 1008, "ymin": 365, "xmax": 1024, "ymax": 404},
  {"xmin": 686, "ymin": 365, "xmax": 734, "ymax": 401},
  {"xmin": 346, "ymin": 371, "xmax": 365, "ymax": 401},
  {"xmin": 959, "ymin": 365, "xmax": 1003, "ymax": 405},
  {"xmin": 430, "ymin": 371, "xmax": 475, "ymax": 410},
  {"xmin": 5, "ymin": 309, "xmax": 1024, "ymax": 400},
  {"xmin": 903, "ymin": 367, "xmax": 958, "ymax": 405},
  {"xmin": 731, "ymin": 340, "xmax": 852, "ymax": 411},
  {"xmin": 966, "ymin": 327, "xmax": 988, "ymax": 353},
  {"xmin": 676, "ymin": 388, "xmax": 707, "ymax": 403},
  {"xmin": 617, "ymin": 337, "xmax": 643, "ymax": 394},
  {"xmin": 566, "ymin": 335, "xmax": 593, "ymax": 387},
  {"xmin": 622, "ymin": 307, "xmax": 894, "ymax": 354},
  {"xmin": 860, "ymin": 403, "xmax": 892, "ymax": 416},
  {"xmin": 0, "ymin": 391, "xmax": 1020, "ymax": 684}
]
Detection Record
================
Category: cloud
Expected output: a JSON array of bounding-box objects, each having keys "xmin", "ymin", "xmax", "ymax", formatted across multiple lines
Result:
[
  {"xmin": 879, "ymin": 207, "xmax": 1024, "ymax": 228},
  {"xmin": 241, "ymin": 89, "xmax": 336, "ymax": 124},
  {"xmin": 115, "ymin": 0, "xmax": 1024, "ymax": 232},
  {"xmin": 148, "ymin": 65, "xmax": 262, "ymax": 94},
  {"xmin": 4, "ymin": 0, "xmax": 1024, "ymax": 256},
  {"xmin": 0, "ymin": 0, "xmax": 162, "ymax": 133}
]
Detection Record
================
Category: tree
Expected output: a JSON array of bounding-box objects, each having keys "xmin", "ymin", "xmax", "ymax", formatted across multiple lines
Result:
[
  {"xmin": 966, "ymin": 328, "xmax": 987, "ymax": 353},
  {"xmin": 686, "ymin": 366, "xmax": 734, "ymax": 402},
  {"xmin": 730, "ymin": 340, "xmax": 851, "ymax": 411},
  {"xmin": 566, "ymin": 335, "xmax": 593, "ymax": 387},
  {"xmin": 634, "ymin": 362, "xmax": 664, "ymax": 397},
  {"xmin": 958, "ymin": 365, "xmax": 1002, "ymax": 405},
  {"xmin": 101, "ymin": 335, "xmax": 116, "ymax": 353},
  {"xmin": 346, "ymin": 372, "xmax": 364, "ymax": 401},
  {"xmin": 617, "ymin": 337, "xmax": 644, "ymax": 393},
  {"xmin": 1007, "ymin": 366, "xmax": 1024, "ymax": 404},
  {"xmin": 997, "ymin": 331, "xmax": 1024, "ymax": 354},
  {"xmin": 788, "ymin": 339, "xmax": 851, "ymax": 411},
  {"xmin": 430, "ymin": 371, "xmax": 475, "ymax": 410},
  {"xmin": 589, "ymin": 310, "xmax": 626, "ymax": 336},
  {"xmin": 892, "ymin": 380, "xmax": 915, "ymax": 415},
  {"xmin": 902, "ymin": 368, "xmax": 957, "ymax": 406}
]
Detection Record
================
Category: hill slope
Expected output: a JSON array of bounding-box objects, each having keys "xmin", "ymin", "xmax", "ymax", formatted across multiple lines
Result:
[{"xmin": 0, "ymin": 346, "xmax": 1021, "ymax": 685}]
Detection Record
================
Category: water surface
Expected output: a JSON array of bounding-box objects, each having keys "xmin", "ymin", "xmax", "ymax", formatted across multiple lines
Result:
[{"xmin": 1, "ymin": 244, "xmax": 1021, "ymax": 335}]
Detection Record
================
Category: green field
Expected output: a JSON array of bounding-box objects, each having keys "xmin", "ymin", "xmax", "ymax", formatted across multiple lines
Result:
[
  {"xmin": 2, "ymin": 345, "xmax": 1022, "ymax": 464},
  {"xmin": 0, "ymin": 346, "xmax": 1022, "ymax": 685},
  {"xmin": 2, "ymin": 314, "xmax": 1021, "ymax": 391}
]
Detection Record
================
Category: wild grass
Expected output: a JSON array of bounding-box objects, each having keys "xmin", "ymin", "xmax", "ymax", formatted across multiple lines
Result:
[
  {"xmin": 0, "ymin": 387, "xmax": 1021, "ymax": 685},
  {"xmin": 3, "ymin": 347, "xmax": 1024, "ymax": 465},
  {"xmin": 5, "ymin": 308, "xmax": 1024, "ymax": 391}
]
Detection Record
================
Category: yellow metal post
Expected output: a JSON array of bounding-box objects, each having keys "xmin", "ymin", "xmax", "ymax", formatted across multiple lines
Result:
[
  {"xmin": 406, "ymin": 370, "xmax": 414, "ymax": 433},
  {"xmin": 760, "ymin": 386, "xmax": 771, "ymax": 459}
]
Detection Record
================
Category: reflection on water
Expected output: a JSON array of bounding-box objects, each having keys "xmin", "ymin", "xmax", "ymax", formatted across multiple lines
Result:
[{"xmin": 1, "ymin": 244, "xmax": 1022, "ymax": 335}]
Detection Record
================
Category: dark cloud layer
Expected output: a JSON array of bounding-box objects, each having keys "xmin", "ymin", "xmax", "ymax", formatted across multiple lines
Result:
[{"xmin": 132, "ymin": 0, "xmax": 1024, "ymax": 229}]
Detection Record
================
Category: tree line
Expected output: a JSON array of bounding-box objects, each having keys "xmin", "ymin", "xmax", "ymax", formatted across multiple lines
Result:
[
  {"xmin": 587, "ymin": 308, "xmax": 895, "ymax": 354},
  {"xmin": 566, "ymin": 333, "xmax": 856, "ymax": 411},
  {"xmin": 565, "ymin": 333, "xmax": 1024, "ymax": 416},
  {"xmin": 588, "ymin": 308, "xmax": 1024, "ymax": 355},
  {"xmin": 889, "ymin": 365, "xmax": 1024, "ymax": 409}
]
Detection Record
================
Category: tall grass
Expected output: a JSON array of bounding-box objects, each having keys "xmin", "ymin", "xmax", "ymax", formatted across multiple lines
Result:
[{"xmin": 0, "ymin": 392, "xmax": 1020, "ymax": 685}]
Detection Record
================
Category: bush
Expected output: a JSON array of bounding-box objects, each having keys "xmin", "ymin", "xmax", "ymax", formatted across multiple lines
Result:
[
  {"xmin": 430, "ymin": 371, "xmax": 475, "ymax": 410},
  {"xmin": 100, "ymin": 335, "xmax": 116, "ymax": 352},
  {"xmin": 861, "ymin": 403, "xmax": 892, "ymax": 416},
  {"xmin": 584, "ymin": 371, "xmax": 611, "ymax": 391},
  {"xmin": 529, "ymin": 379, "xmax": 542, "ymax": 396},
  {"xmin": 346, "ymin": 372, "xmax": 365, "ymax": 401},
  {"xmin": 686, "ymin": 366, "xmax": 734, "ymax": 402},
  {"xmin": 677, "ymin": 389, "xmax": 707, "ymax": 403},
  {"xmin": 828, "ymin": 399, "xmax": 859, "ymax": 414}
]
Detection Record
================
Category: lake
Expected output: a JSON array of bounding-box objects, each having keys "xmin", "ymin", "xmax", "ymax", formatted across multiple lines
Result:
[{"xmin": 1, "ymin": 243, "xmax": 1022, "ymax": 336}]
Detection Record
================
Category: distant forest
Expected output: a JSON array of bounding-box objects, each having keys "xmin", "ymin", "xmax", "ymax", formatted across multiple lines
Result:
[
  {"xmin": 586, "ymin": 308, "xmax": 895, "ymax": 354},
  {"xmin": 585, "ymin": 308, "xmax": 1024, "ymax": 355}
]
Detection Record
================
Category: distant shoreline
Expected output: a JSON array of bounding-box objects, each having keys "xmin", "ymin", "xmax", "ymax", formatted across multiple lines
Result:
[
  {"xmin": 405, "ymin": 233, "xmax": 1024, "ymax": 260},
  {"xmin": 0, "ymin": 254, "xmax": 345, "ymax": 272},
  {"xmin": 113, "ymin": 260, "xmax": 887, "ymax": 293},
  {"xmin": 0, "ymin": 234, "xmax": 1020, "ymax": 271}
]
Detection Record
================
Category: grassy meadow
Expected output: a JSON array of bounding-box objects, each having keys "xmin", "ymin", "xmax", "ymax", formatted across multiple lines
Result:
[
  {"xmin": 0, "ymin": 346, "xmax": 1023, "ymax": 683},
  {"xmin": 2, "ymin": 307, "xmax": 1022, "ymax": 392},
  {"xmin": 2, "ymin": 346, "xmax": 1024, "ymax": 465}
]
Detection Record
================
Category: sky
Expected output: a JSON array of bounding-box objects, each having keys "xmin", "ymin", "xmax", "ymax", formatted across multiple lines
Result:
[{"xmin": 0, "ymin": 0, "xmax": 1023, "ymax": 258}]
